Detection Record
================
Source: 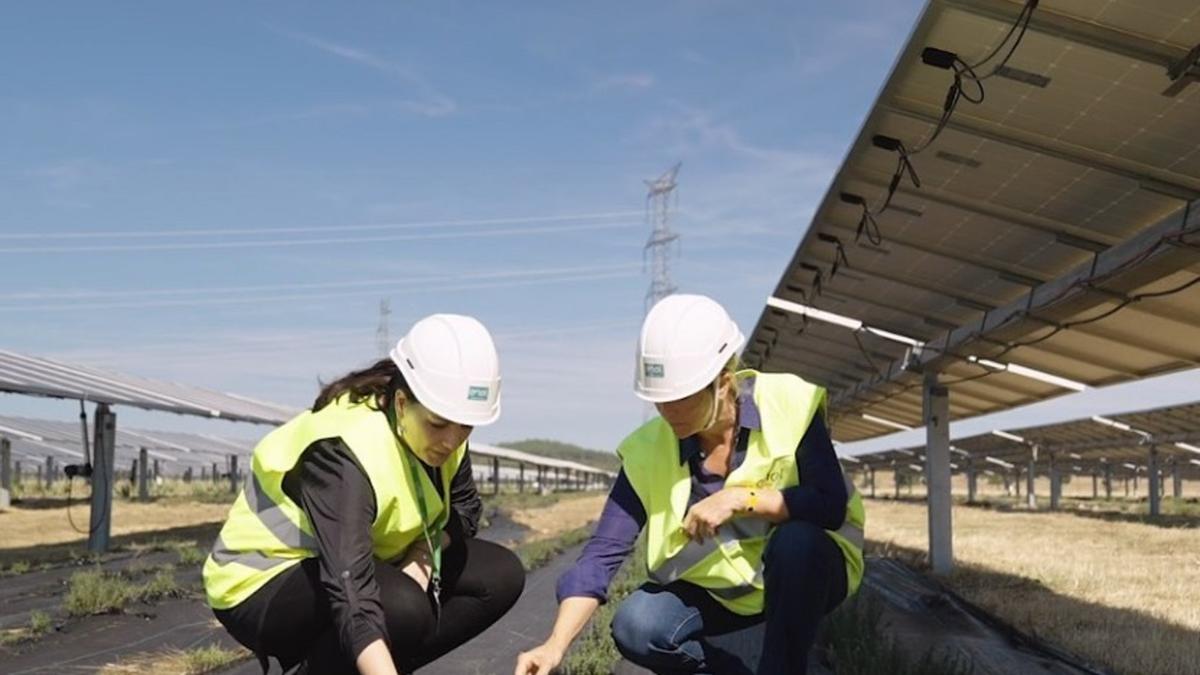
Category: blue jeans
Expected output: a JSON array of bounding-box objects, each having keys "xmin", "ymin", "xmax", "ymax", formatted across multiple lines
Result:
[{"xmin": 611, "ymin": 521, "xmax": 847, "ymax": 675}]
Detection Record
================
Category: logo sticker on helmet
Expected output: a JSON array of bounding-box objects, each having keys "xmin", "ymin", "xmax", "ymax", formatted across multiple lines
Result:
[
  {"xmin": 467, "ymin": 386, "xmax": 490, "ymax": 401},
  {"xmin": 644, "ymin": 363, "xmax": 665, "ymax": 379}
]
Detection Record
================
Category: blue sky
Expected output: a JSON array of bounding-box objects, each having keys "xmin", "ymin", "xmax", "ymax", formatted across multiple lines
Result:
[
  {"xmin": 4, "ymin": 2, "xmax": 1194, "ymax": 454},
  {"xmin": 0, "ymin": 1, "xmax": 929, "ymax": 448}
]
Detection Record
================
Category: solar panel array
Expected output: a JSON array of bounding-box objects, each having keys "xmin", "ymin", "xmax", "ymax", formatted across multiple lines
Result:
[
  {"xmin": 0, "ymin": 414, "xmax": 257, "ymax": 477},
  {"xmin": 850, "ymin": 400, "xmax": 1200, "ymax": 479},
  {"xmin": 0, "ymin": 350, "xmax": 297, "ymax": 425},
  {"xmin": 743, "ymin": 0, "xmax": 1200, "ymax": 443},
  {"xmin": 0, "ymin": 415, "xmax": 616, "ymax": 481}
]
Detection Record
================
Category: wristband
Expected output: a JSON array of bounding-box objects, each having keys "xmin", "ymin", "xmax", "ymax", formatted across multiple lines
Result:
[{"xmin": 745, "ymin": 490, "xmax": 758, "ymax": 513}]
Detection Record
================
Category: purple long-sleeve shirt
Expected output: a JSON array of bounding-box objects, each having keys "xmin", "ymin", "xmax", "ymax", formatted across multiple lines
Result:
[{"xmin": 556, "ymin": 377, "xmax": 848, "ymax": 604}]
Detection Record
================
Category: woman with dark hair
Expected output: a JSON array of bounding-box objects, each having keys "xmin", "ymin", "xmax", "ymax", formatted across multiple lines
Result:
[{"xmin": 204, "ymin": 314, "xmax": 525, "ymax": 675}]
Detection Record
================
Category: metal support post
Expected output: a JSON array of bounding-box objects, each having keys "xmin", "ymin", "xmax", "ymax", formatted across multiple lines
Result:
[
  {"xmin": 88, "ymin": 403, "xmax": 117, "ymax": 553},
  {"xmin": 138, "ymin": 447, "xmax": 150, "ymax": 502},
  {"xmin": 923, "ymin": 371, "xmax": 953, "ymax": 575}
]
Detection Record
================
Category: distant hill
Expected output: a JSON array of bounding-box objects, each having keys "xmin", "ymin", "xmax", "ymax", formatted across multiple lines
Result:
[{"xmin": 497, "ymin": 438, "xmax": 621, "ymax": 473}]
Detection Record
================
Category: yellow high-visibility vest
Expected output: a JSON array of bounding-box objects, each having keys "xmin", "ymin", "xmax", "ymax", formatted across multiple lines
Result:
[
  {"xmin": 203, "ymin": 395, "xmax": 463, "ymax": 610},
  {"xmin": 618, "ymin": 370, "xmax": 865, "ymax": 616}
]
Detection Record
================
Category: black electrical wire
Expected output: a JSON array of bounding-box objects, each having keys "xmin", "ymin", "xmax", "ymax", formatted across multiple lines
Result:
[
  {"xmin": 66, "ymin": 475, "xmax": 109, "ymax": 536},
  {"xmin": 987, "ymin": 272, "xmax": 1200, "ymax": 361},
  {"xmin": 855, "ymin": 209, "xmax": 883, "ymax": 246},
  {"xmin": 908, "ymin": 0, "xmax": 1039, "ymax": 155},
  {"xmin": 853, "ymin": 329, "xmax": 888, "ymax": 378},
  {"xmin": 837, "ymin": 355, "xmax": 1001, "ymax": 418},
  {"xmin": 830, "ymin": 214, "xmax": 1200, "ymax": 412},
  {"xmin": 910, "ymin": 57, "xmax": 986, "ymax": 155},
  {"xmin": 835, "ymin": 254, "xmax": 1200, "ymax": 415},
  {"xmin": 874, "ymin": 140, "xmax": 922, "ymax": 215},
  {"xmin": 966, "ymin": 217, "xmax": 1200, "ymax": 361},
  {"xmin": 831, "ymin": 237, "xmax": 850, "ymax": 278},
  {"xmin": 967, "ymin": 0, "xmax": 1039, "ymax": 81},
  {"xmin": 845, "ymin": 0, "xmax": 1039, "ymax": 258}
]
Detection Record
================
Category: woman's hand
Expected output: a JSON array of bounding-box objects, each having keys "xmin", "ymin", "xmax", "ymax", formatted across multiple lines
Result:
[
  {"xmin": 399, "ymin": 532, "xmax": 451, "ymax": 591},
  {"xmin": 514, "ymin": 597, "xmax": 599, "ymax": 675},
  {"xmin": 681, "ymin": 488, "xmax": 747, "ymax": 543},
  {"xmin": 400, "ymin": 541, "xmax": 434, "ymax": 591},
  {"xmin": 514, "ymin": 642, "xmax": 564, "ymax": 675}
]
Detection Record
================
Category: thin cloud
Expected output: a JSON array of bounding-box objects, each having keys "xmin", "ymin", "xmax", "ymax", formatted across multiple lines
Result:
[
  {"xmin": 273, "ymin": 27, "xmax": 458, "ymax": 117},
  {"xmin": 628, "ymin": 102, "xmax": 837, "ymax": 244},
  {"xmin": 592, "ymin": 72, "xmax": 656, "ymax": 94},
  {"xmin": 791, "ymin": 15, "xmax": 906, "ymax": 78},
  {"xmin": 276, "ymin": 28, "xmax": 418, "ymax": 80},
  {"xmin": 24, "ymin": 158, "xmax": 112, "ymax": 191}
]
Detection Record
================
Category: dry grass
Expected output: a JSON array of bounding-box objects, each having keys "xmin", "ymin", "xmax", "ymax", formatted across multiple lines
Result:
[
  {"xmin": 0, "ymin": 610, "xmax": 53, "ymax": 646},
  {"xmin": 0, "ymin": 499, "xmax": 231, "ymax": 553},
  {"xmin": 63, "ymin": 563, "xmax": 185, "ymax": 617},
  {"xmin": 64, "ymin": 568, "xmax": 138, "ymax": 616},
  {"xmin": 514, "ymin": 525, "xmax": 594, "ymax": 571},
  {"xmin": 864, "ymin": 498, "xmax": 1200, "ymax": 675},
  {"xmin": 0, "ymin": 486, "xmax": 600, "ymax": 570},
  {"xmin": 98, "ymin": 644, "xmax": 252, "ymax": 674},
  {"xmin": 507, "ymin": 493, "xmax": 605, "ymax": 543}
]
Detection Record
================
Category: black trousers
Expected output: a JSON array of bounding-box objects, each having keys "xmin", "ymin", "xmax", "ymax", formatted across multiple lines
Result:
[{"xmin": 214, "ymin": 538, "xmax": 525, "ymax": 673}]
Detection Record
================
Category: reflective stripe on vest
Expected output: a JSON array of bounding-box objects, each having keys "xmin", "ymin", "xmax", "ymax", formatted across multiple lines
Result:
[
  {"xmin": 207, "ymin": 471, "xmax": 317, "ymax": 573},
  {"xmin": 835, "ymin": 476, "xmax": 865, "ymax": 550},
  {"xmin": 241, "ymin": 469, "xmax": 316, "ymax": 550},
  {"xmin": 649, "ymin": 516, "xmax": 769, "ymax": 587},
  {"xmin": 649, "ymin": 476, "xmax": 864, "ymax": 593},
  {"xmin": 209, "ymin": 534, "xmax": 289, "ymax": 571}
]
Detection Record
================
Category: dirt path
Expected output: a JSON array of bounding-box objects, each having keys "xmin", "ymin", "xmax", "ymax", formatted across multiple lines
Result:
[{"xmin": 0, "ymin": 493, "xmax": 607, "ymax": 674}]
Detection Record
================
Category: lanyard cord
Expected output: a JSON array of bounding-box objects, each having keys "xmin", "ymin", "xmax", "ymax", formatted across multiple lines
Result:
[{"xmin": 384, "ymin": 401, "xmax": 443, "ymax": 600}]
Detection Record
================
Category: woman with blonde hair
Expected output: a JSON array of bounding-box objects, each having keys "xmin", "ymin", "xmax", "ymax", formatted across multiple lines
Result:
[{"xmin": 516, "ymin": 294, "xmax": 864, "ymax": 674}]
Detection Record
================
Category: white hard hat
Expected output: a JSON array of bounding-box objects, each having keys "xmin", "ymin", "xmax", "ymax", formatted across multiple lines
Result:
[
  {"xmin": 390, "ymin": 314, "xmax": 502, "ymax": 427},
  {"xmin": 635, "ymin": 294, "xmax": 744, "ymax": 403}
]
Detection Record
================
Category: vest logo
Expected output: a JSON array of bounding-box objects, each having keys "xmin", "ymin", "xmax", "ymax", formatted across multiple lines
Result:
[
  {"xmin": 755, "ymin": 470, "xmax": 784, "ymax": 488},
  {"xmin": 754, "ymin": 460, "xmax": 789, "ymax": 488},
  {"xmin": 467, "ymin": 386, "xmax": 490, "ymax": 401},
  {"xmin": 644, "ymin": 363, "xmax": 665, "ymax": 379}
]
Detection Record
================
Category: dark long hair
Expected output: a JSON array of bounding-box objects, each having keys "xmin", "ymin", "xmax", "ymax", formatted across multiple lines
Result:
[{"xmin": 312, "ymin": 358, "xmax": 415, "ymax": 412}]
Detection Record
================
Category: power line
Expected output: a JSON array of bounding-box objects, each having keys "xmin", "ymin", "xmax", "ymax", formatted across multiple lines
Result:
[
  {"xmin": 0, "ymin": 210, "xmax": 644, "ymax": 240},
  {"xmin": 0, "ymin": 262, "xmax": 640, "ymax": 301},
  {"xmin": 0, "ymin": 220, "xmax": 640, "ymax": 254},
  {"xmin": 0, "ymin": 265, "xmax": 642, "ymax": 312},
  {"xmin": 49, "ymin": 319, "xmax": 644, "ymax": 365}
]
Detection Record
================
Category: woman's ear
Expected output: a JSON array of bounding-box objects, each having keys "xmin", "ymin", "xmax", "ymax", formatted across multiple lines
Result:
[
  {"xmin": 721, "ymin": 370, "xmax": 736, "ymax": 396},
  {"xmin": 393, "ymin": 390, "xmax": 408, "ymax": 418}
]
